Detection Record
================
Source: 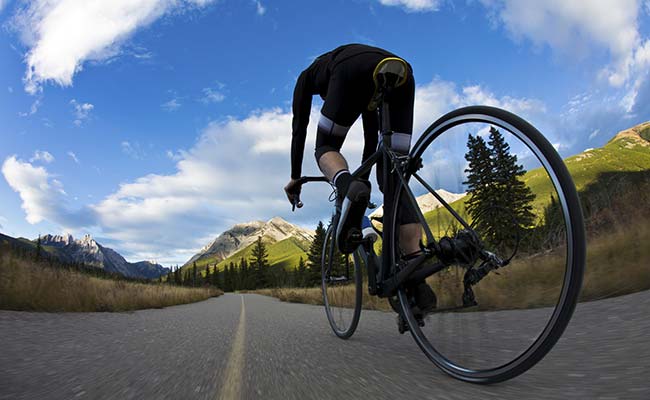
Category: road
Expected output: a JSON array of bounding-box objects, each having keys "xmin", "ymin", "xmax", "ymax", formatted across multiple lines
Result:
[{"xmin": 1, "ymin": 290, "xmax": 648, "ymax": 400}]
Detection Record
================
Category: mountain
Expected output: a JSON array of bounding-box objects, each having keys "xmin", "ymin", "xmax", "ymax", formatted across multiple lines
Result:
[
  {"xmin": 369, "ymin": 189, "xmax": 466, "ymax": 219},
  {"xmin": 183, "ymin": 217, "xmax": 314, "ymax": 270},
  {"xmin": 35, "ymin": 233, "xmax": 169, "ymax": 279}
]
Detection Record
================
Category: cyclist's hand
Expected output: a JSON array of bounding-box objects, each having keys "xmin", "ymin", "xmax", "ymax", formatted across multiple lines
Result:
[{"xmin": 284, "ymin": 178, "xmax": 302, "ymax": 210}]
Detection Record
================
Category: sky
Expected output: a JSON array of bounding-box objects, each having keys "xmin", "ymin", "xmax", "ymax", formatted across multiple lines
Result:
[{"xmin": 1, "ymin": 0, "xmax": 649, "ymax": 266}]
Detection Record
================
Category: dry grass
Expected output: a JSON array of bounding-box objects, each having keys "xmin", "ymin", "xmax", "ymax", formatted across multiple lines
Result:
[
  {"xmin": 252, "ymin": 286, "xmax": 393, "ymax": 311},
  {"xmin": 0, "ymin": 255, "xmax": 222, "ymax": 312},
  {"xmin": 251, "ymin": 220, "xmax": 650, "ymax": 312}
]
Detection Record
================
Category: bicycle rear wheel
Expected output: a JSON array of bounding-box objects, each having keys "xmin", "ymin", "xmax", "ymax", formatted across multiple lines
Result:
[
  {"xmin": 321, "ymin": 224, "xmax": 363, "ymax": 339},
  {"xmin": 392, "ymin": 106, "xmax": 585, "ymax": 383}
]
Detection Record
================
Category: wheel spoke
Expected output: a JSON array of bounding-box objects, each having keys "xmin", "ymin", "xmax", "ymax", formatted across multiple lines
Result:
[{"xmin": 390, "ymin": 107, "xmax": 584, "ymax": 383}]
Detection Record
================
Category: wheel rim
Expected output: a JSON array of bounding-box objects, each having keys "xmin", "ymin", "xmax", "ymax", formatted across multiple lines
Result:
[
  {"xmin": 321, "ymin": 226, "xmax": 363, "ymax": 338},
  {"xmin": 395, "ymin": 107, "xmax": 585, "ymax": 381}
]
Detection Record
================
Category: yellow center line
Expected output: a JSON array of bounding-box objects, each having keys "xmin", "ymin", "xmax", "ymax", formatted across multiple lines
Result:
[{"xmin": 218, "ymin": 294, "xmax": 246, "ymax": 400}]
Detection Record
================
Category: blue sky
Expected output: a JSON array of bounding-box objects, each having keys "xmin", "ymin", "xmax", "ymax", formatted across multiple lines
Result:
[{"xmin": 1, "ymin": 0, "xmax": 649, "ymax": 265}]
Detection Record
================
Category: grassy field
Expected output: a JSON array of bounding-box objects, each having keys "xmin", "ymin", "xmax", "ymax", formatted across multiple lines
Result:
[
  {"xmin": 0, "ymin": 254, "xmax": 223, "ymax": 312},
  {"xmin": 250, "ymin": 215, "xmax": 650, "ymax": 312}
]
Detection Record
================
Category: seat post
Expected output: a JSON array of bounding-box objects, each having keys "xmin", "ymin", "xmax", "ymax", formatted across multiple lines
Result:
[{"xmin": 379, "ymin": 97, "xmax": 392, "ymax": 148}]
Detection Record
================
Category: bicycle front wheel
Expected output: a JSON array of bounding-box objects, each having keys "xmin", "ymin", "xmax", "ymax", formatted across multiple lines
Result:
[
  {"xmin": 392, "ymin": 106, "xmax": 585, "ymax": 383},
  {"xmin": 321, "ymin": 225, "xmax": 363, "ymax": 339}
]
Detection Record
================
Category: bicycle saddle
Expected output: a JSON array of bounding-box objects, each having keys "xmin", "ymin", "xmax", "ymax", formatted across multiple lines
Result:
[{"xmin": 368, "ymin": 57, "xmax": 409, "ymax": 110}]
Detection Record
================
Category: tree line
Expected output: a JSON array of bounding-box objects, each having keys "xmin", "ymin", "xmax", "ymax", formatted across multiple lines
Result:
[{"xmin": 164, "ymin": 223, "xmax": 329, "ymax": 292}]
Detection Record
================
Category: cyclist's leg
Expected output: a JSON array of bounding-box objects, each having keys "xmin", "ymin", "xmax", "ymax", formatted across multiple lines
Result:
[
  {"xmin": 314, "ymin": 73, "xmax": 358, "ymax": 184},
  {"xmin": 315, "ymin": 73, "xmax": 371, "ymax": 253}
]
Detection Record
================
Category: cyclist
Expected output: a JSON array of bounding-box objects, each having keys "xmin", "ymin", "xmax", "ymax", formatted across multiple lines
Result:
[{"xmin": 283, "ymin": 43, "xmax": 436, "ymax": 315}]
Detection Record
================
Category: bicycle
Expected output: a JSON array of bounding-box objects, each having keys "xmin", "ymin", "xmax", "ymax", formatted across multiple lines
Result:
[{"xmin": 291, "ymin": 59, "xmax": 585, "ymax": 383}]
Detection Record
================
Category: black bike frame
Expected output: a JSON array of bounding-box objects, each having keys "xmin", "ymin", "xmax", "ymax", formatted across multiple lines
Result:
[
  {"xmin": 298, "ymin": 91, "xmax": 455, "ymax": 297},
  {"xmin": 349, "ymin": 97, "xmax": 446, "ymax": 297}
]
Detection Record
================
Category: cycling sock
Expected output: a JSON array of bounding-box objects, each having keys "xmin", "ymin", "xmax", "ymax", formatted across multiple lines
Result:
[{"xmin": 332, "ymin": 169, "xmax": 353, "ymax": 197}]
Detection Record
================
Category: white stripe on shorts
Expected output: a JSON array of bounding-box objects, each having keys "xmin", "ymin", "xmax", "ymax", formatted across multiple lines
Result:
[
  {"xmin": 318, "ymin": 113, "xmax": 350, "ymax": 137},
  {"xmin": 391, "ymin": 132, "xmax": 412, "ymax": 153}
]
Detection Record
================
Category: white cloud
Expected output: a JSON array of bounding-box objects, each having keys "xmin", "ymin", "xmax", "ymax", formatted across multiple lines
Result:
[
  {"xmin": 200, "ymin": 86, "xmax": 225, "ymax": 104},
  {"xmin": 121, "ymin": 141, "xmax": 146, "ymax": 159},
  {"xmin": 18, "ymin": 96, "xmax": 42, "ymax": 117},
  {"xmin": 2, "ymin": 156, "xmax": 94, "ymax": 226},
  {"xmin": 0, "ymin": 0, "xmax": 7, "ymax": 13},
  {"xmin": 480, "ymin": 1, "xmax": 639, "ymax": 61},
  {"xmin": 70, "ymin": 99, "xmax": 94, "ymax": 126},
  {"xmin": 411, "ymin": 78, "xmax": 546, "ymax": 141},
  {"xmin": 589, "ymin": 129, "xmax": 600, "ymax": 141},
  {"xmin": 29, "ymin": 150, "xmax": 55, "ymax": 164},
  {"xmin": 166, "ymin": 149, "xmax": 184, "ymax": 161},
  {"xmin": 254, "ymin": 0, "xmax": 265, "ymax": 15},
  {"xmin": 377, "ymin": 0, "xmax": 440, "ymax": 12},
  {"xmin": 161, "ymin": 98, "xmax": 181, "ymax": 111},
  {"xmin": 11, "ymin": 0, "xmax": 217, "ymax": 94},
  {"xmin": 67, "ymin": 151, "xmax": 79, "ymax": 164},
  {"xmin": 479, "ymin": 0, "xmax": 650, "ymax": 111}
]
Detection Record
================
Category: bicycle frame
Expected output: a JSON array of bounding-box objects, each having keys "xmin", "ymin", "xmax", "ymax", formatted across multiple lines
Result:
[
  {"xmin": 299, "ymin": 88, "xmax": 468, "ymax": 298},
  {"xmin": 347, "ymin": 98, "xmax": 447, "ymax": 297}
]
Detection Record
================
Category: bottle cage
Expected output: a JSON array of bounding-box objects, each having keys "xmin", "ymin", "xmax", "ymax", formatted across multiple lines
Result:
[{"xmin": 367, "ymin": 57, "xmax": 409, "ymax": 111}]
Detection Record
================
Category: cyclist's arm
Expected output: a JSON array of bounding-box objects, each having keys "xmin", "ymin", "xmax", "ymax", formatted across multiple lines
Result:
[{"xmin": 290, "ymin": 69, "xmax": 313, "ymax": 180}]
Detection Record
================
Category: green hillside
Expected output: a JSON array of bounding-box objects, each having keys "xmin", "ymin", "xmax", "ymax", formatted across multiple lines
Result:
[
  {"xmin": 421, "ymin": 122, "xmax": 650, "ymax": 234},
  {"xmin": 185, "ymin": 236, "xmax": 311, "ymax": 273}
]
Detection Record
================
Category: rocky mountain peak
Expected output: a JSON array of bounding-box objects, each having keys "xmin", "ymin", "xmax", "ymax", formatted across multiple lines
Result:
[
  {"xmin": 184, "ymin": 216, "xmax": 315, "ymax": 267},
  {"xmin": 41, "ymin": 233, "xmax": 74, "ymax": 246},
  {"xmin": 610, "ymin": 121, "xmax": 650, "ymax": 146},
  {"xmin": 32, "ymin": 232, "xmax": 167, "ymax": 279}
]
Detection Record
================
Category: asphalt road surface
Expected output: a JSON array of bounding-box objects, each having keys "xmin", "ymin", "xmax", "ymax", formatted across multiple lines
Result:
[{"xmin": 1, "ymin": 290, "xmax": 648, "ymax": 400}]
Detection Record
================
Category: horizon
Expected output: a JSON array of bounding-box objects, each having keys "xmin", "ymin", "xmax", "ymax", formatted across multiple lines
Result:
[{"xmin": 1, "ymin": 1, "xmax": 649, "ymax": 266}]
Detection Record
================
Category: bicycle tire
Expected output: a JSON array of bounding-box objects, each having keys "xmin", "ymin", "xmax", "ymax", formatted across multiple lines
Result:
[
  {"xmin": 391, "ymin": 105, "xmax": 585, "ymax": 383},
  {"xmin": 321, "ymin": 225, "xmax": 363, "ymax": 339}
]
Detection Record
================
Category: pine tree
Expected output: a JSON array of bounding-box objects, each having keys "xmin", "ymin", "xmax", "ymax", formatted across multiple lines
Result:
[
  {"xmin": 232, "ymin": 263, "xmax": 241, "ymax": 291},
  {"xmin": 489, "ymin": 127, "xmax": 535, "ymax": 228},
  {"xmin": 463, "ymin": 128, "xmax": 536, "ymax": 251},
  {"xmin": 204, "ymin": 265, "xmax": 210, "ymax": 286},
  {"xmin": 307, "ymin": 221, "xmax": 326, "ymax": 286},
  {"xmin": 239, "ymin": 258, "xmax": 249, "ymax": 290},
  {"xmin": 192, "ymin": 262, "xmax": 198, "ymax": 287},
  {"xmin": 296, "ymin": 257, "xmax": 307, "ymax": 287},
  {"xmin": 211, "ymin": 265, "xmax": 218, "ymax": 287},
  {"xmin": 464, "ymin": 133, "xmax": 495, "ymax": 234},
  {"xmin": 184, "ymin": 269, "xmax": 191, "ymax": 286},
  {"xmin": 174, "ymin": 266, "xmax": 181, "ymax": 285},
  {"xmin": 250, "ymin": 236, "xmax": 269, "ymax": 288},
  {"xmin": 35, "ymin": 235, "xmax": 42, "ymax": 261}
]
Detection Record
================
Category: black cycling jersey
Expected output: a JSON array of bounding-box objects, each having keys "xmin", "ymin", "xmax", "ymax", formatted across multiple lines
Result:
[
  {"xmin": 290, "ymin": 43, "xmax": 414, "ymax": 180},
  {"xmin": 289, "ymin": 43, "xmax": 418, "ymax": 225}
]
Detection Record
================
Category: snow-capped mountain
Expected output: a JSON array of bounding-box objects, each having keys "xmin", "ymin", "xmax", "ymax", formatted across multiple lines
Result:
[
  {"xmin": 38, "ymin": 234, "xmax": 168, "ymax": 279},
  {"xmin": 369, "ymin": 189, "xmax": 466, "ymax": 218},
  {"xmin": 184, "ymin": 216, "xmax": 314, "ymax": 267}
]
